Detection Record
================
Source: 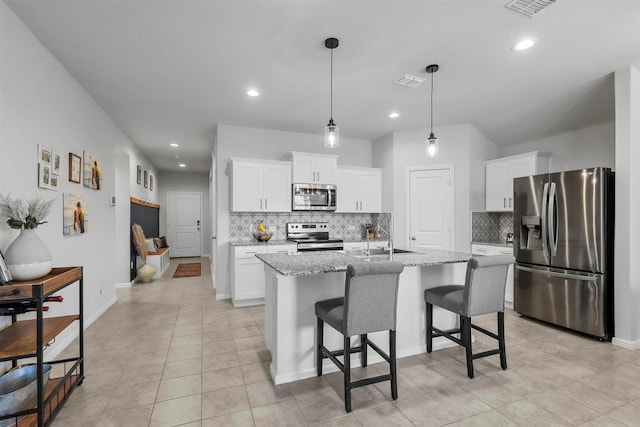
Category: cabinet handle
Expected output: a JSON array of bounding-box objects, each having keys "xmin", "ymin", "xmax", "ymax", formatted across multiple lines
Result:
[
  {"xmin": 265, "ymin": 198, "xmax": 268, "ymax": 210},
  {"xmin": 260, "ymin": 198, "xmax": 263, "ymax": 209},
  {"xmin": 503, "ymin": 197, "xmax": 507, "ymax": 208},
  {"xmin": 509, "ymin": 197, "xmax": 512, "ymax": 208},
  {"xmin": 359, "ymin": 201, "xmax": 362, "ymax": 210},
  {"xmin": 355, "ymin": 201, "xmax": 358, "ymax": 210}
]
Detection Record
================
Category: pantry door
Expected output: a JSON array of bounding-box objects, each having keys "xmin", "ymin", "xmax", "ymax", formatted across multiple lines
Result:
[
  {"xmin": 167, "ymin": 192, "xmax": 202, "ymax": 257},
  {"xmin": 407, "ymin": 166, "xmax": 454, "ymax": 251}
]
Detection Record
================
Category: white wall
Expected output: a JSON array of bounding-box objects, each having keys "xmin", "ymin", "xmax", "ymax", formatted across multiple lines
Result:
[
  {"xmin": 382, "ymin": 123, "xmax": 498, "ymax": 253},
  {"xmin": 613, "ymin": 65, "xmax": 640, "ymax": 348},
  {"xmin": 500, "ymin": 121, "xmax": 615, "ymax": 172},
  {"xmin": 158, "ymin": 171, "xmax": 211, "ymax": 257},
  {"xmin": 0, "ymin": 2, "xmax": 139, "ymax": 354},
  {"xmin": 372, "ymin": 133, "xmax": 394, "ymax": 212},
  {"xmin": 214, "ymin": 124, "xmax": 372, "ymax": 298}
]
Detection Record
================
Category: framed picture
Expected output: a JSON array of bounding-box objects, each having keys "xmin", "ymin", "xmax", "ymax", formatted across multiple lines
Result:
[
  {"xmin": 69, "ymin": 153, "xmax": 81, "ymax": 183},
  {"xmin": 63, "ymin": 193, "xmax": 88, "ymax": 235},
  {"xmin": 38, "ymin": 163, "xmax": 51, "ymax": 189},
  {"xmin": 144, "ymin": 170, "xmax": 148, "ymax": 188},
  {"xmin": 38, "ymin": 144, "xmax": 51, "ymax": 164},
  {"xmin": 150, "ymin": 175, "xmax": 154, "ymax": 191},
  {"xmin": 0, "ymin": 250, "xmax": 13, "ymax": 284},
  {"xmin": 83, "ymin": 151, "xmax": 102, "ymax": 190},
  {"xmin": 50, "ymin": 175, "xmax": 59, "ymax": 191},
  {"xmin": 52, "ymin": 152, "xmax": 61, "ymax": 175},
  {"xmin": 137, "ymin": 165, "xmax": 142, "ymax": 185}
]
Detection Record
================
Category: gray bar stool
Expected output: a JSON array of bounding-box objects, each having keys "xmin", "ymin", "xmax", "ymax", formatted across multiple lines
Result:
[
  {"xmin": 424, "ymin": 255, "xmax": 515, "ymax": 379},
  {"xmin": 315, "ymin": 261, "xmax": 404, "ymax": 412}
]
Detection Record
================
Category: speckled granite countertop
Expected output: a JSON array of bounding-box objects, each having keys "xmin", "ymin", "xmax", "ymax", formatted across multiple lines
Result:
[
  {"xmin": 471, "ymin": 241, "xmax": 513, "ymax": 248},
  {"xmin": 256, "ymin": 249, "xmax": 471, "ymax": 277}
]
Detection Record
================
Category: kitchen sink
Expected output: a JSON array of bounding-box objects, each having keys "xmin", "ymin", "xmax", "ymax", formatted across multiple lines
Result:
[{"xmin": 343, "ymin": 247, "xmax": 415, "ymax": 258}]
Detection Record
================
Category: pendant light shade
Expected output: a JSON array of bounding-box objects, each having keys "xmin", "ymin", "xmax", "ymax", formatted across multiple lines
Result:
[
  {"xmin": 324, "ymin": 38, "xmax": 339, "ymax": 148},
  {"xmin": 425, "ymin": 64, "xmax": 439, "ymax": 157}
]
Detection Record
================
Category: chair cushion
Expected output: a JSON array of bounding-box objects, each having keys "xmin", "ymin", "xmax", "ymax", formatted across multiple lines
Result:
[
  {"xmin": 424, "ymin": 285, "xmax": 465, "ymax": 314},
  {"xmin": 315, "ymin": 297, "xmax": 345, "ymax": 333}
]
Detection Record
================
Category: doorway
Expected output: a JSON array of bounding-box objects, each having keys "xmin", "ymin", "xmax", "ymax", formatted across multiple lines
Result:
[
  {"xmin": 167, "ymin": 192, "xmax": 203, "ymax": 257},
  {"xmin": 406, "ymin": 166, "xmax": 454, "ymax": 251}
]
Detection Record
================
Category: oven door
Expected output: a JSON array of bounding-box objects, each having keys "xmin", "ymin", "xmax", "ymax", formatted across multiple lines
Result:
[{"xmin": 292, "ymin": 184, "xmax": 336, "ymax": 211}]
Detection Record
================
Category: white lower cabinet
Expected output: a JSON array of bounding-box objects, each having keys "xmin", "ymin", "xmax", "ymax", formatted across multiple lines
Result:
[
  {"xmin": 471, "ymin": 244, "xmax": 514, "ymax": 307},
  {"xmin": 231, "ymin": 244, "xmax": 297, "ymax": 307}
]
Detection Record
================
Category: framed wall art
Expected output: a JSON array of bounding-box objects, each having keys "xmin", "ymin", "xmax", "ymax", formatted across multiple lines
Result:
[
  {"xmin": 63, "ymin": 193, "xmax": 88, "ymax": 235},
  {"xmin": 83, "ymin": 151, "xmax": 102, "ymax": 190},
  {"xmin": 150, "ymin": 175, "xmax": 154, "ymax": 191},
  {"xmin": 144, "ymin": 170, "xmax": 148, "ymax": 188},
  {"xmin": 137, "ymin": 165, "xmax": 142, "ymax": 185},
  {"xmin": 38, "ymin": 163, "xmax": 51, "ymax": 189},
  {"xmin": 69, "ymin": 153, "xmax": 81, "ymax": 183},
  {"xmin": 50, "ymin": 175, "xmax": 59, "ymax": 191},
  {"xmin": 38, "ymin": 144, "xmax": 51, "ymax": 164},
  {"xmin": 52, "ymin": 152, "xmax": 61, "ymax": 175}
]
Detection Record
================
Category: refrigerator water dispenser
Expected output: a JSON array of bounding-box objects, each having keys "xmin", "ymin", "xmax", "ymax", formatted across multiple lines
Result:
[{"xmin": 520, "ymin": 215, "xmax": 542, "ymax": 249}]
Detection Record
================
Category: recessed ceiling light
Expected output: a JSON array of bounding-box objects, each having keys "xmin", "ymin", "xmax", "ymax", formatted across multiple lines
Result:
[
  {"xmin": 179, "ymin": 163, "xmax": 186, "ymax": 168},
  {"xmin": 247, "ymin": 89, "xmax": 259, "ymax": 97},
  {"xmin": 170, "ymin": 142, "xmax": 180, "ymax": 147},
  {"xmin": 389, "ymin": 112, "xmax": 399, "ymax": 118},
  {"xmin": 513, "ymin": 38, "xmax": 536, "ymax": 51}
]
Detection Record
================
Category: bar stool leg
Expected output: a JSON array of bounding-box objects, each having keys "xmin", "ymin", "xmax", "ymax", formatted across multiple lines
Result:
[
  {"xmin": 498, "ymin": 312, "xmax": 507, "ymax": 370},
  {"xmin": 462, "ymin": 316, "xmax": 474, "ymax": 379},
  {"xmin": 390, "ymin": 330, "xmax": 398, "ymax": 400},
  {"xmin": 344, "ymin": 335, "xmax": 352, "ymax": 412},
  {"xmin": 361, "ymin": 334, "xmax": 368, "ymax": 367},
  {"xmin": 426, "ymin": 302, "xmax": 433, "ymax": 353},
  {"xmin": 317, "ymin": 317, "xmax": 324, "ymax": 376}
]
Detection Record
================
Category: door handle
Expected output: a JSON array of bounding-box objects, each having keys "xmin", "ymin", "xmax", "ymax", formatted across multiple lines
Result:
[
  {"xmin": 197, "ymin": 220, "xmax": 201, "ymax": 226},
  {"xmin": 411, "ymin": 236, "xmax": 416, "ymax": 241},
  {"xmin": 516, "ymin": 265, "xmax": 598, "ymax": 282}
]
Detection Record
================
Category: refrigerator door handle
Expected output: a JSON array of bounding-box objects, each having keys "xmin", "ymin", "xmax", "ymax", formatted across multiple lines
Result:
[
  {"xmin": 548, "ymin": 182, "xmax": 558, "ymax": 257},
  {"xmin": 541, "ymin": 182, "xmax": 549, "ymax": 261},
  {"xmin": 516, "ymin": 265, "xmax": 598, "ymax": 282}
]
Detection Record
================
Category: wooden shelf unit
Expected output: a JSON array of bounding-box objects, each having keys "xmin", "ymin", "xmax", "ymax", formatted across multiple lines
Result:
[{"xmin": 0, "ymin": 266, "xmax": 84, "ymax": 427}]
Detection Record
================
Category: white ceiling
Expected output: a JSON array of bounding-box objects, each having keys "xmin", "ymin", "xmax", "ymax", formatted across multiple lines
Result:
[{"xmin": 6, "ymin": 0, "xmax": 640, "ymax": 173}]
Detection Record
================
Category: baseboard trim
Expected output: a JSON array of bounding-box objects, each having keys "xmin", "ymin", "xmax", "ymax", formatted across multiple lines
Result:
[{"xmin": 612, "ymin": 337, "xmax": 640, "ymax": 350}]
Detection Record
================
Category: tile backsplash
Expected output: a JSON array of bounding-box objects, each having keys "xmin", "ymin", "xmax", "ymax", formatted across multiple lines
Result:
[
  {"xmin": 471, "ymin": 211, "xmax": 513, "ymax": 243},
  {"xmin": 229, "ymin": 212, "xmax": 391, "ymax": 242}
]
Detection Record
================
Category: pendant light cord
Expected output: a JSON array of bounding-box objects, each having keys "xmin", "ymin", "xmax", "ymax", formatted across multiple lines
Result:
[
  {"xmin": 330, "ymin": 48, "xmax": 334, "ymax": 121},
  {"xmin": 430, "ymin": 70, "xmax": 434, "ymax": 134}
]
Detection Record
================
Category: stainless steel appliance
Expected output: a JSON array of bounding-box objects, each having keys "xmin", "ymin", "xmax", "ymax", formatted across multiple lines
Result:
[
  {"xmin": 287, "ymin": 222, "xmax": 343, "ymax": 251},
  {"xmin": 513, "ymin": 167, "xmax": 614, "ymax": 339},
  {"xmin": 292, "ymin": 183, "xmax": 336, "ymax": 211}
]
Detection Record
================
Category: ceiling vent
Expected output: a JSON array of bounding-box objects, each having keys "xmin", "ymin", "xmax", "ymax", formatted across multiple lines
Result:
[
  {"xmin": 505, "ymin": 0, "xmax": 556, "ymax": 17},
  {"xmin": 393, "ymin": 74, "xmax": 425, "ymax": 88}
]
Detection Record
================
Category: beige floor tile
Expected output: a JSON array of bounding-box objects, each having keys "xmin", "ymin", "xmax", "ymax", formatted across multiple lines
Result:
[
  {"xmin": 202, "ymin": 349, "xmax": 240, "ymax": 372},
  {"xmin": 202, "ymin": 385, "xmax": 251, "ymax": 419},
  {"xmin": 245, "ymin": 380, "xmax": 294, "ymax": 407},
  {"xmin": 445, "ymin": 409, "xmax": 517, "ymax": 426},
  {"xmin": 353, "ymin": 402, "xmax": 412, "ymax": 426},
  {"xmin": 105, "ymin": 380, "xmax": 160, "ymax": 411},
  {"xmin": 241, "ymin": 361, "xmax": 271, "ymax": 384},
  {"xmin": 162, "ymin": 356, "xmax": 202, "ymax": 380},
  {"xmin": 496, "ymin": 399, "xmax": 570, "ymax": 426},
  {"xmin": 167, "ymin": 343, "xmax": 203, "ymax": 362},
  {"xmin": 95, "ymin": 403, "xmax": 154, "ymax": 427},
  {"xmin": 156, "ymin": 373, "xmax": 202, "ymax": 402},
  {"xmin": 149, "ymin": 393, "xmax": 202, "ymax": 427},
  {"xmin": 251, "ymin": 399, "xmax": 306, "ymax": 427},
  {"xmin": 201, "ymin": 409, "xmax": 255, "ymax": 426},
  {"xmin": 607, "ymin": 402, "xmax": 640, "ymax": 426},
  {"xmin": 202, "ymin": 366, "xmax": 244, "ymax": 392}
]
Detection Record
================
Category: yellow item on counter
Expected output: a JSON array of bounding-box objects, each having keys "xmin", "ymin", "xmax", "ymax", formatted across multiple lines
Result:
[{"xmin": 258, "ymin": 221, "xmax": 266, "ymax": 233}]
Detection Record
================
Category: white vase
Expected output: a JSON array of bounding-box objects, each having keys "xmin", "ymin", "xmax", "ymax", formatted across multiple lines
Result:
[{"xmin": 4, "ymin": 229, "xmax": 53, "ymax": 281}]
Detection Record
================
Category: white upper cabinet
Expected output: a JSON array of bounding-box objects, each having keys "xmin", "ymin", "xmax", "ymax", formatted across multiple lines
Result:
[
  {"xmin": 291, "ymin": 152, "xmax": 339, "ymax": 184},
  {"xmin": 485, "ymin": 152, "xmax": 551, "ymax": 212},
  {"xmin": 336, "ymin": 167, "xmax": 382, "ymax": 213},
  {"xmin": 230, "ymin": 158, "xmax": 291, "ymax": 212}
]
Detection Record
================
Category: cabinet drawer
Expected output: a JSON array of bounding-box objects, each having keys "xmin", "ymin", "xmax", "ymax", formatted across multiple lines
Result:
[{"xmin": 234, "ymin": 246, "xmax": 268, "ymax": 259}]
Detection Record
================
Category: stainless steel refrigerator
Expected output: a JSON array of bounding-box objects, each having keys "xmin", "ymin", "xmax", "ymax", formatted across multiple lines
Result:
[{"xmin": 513, "ymin": 167, "xmax": 614, "ymax": 340}]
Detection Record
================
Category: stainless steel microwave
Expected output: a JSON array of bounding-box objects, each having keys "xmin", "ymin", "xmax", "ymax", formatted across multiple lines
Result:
[{"xmin": 292, "ymin": 183, "xmax": 337, "ymax": 211}]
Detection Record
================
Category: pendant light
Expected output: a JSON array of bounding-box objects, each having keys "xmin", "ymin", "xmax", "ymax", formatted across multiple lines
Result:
[
  {"xmin": 425, "ymin": 64, "xmax": 439, "ymax": 157},
  {"xmin": 324, "ymin": 37, "xmax": 339, "ymax": 148}
]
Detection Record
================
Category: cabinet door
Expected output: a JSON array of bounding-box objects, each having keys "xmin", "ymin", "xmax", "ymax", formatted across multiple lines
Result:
[
  {"xmin": 263, "ymin": 163, "xmax": 291, "ymax": 212},
  {"xmin": 485, "ymin": 161, "xmax": 509, "ymax": 211},
  {"xmin": 336, "ymin": 169, "xmax": 358, "ymax": 213},
  {"xmin": 292, "ymin": 155, "xmax": 315, "ymax": 183},
  {"xmin": 495, "ymin": 247, "xmax": 515, "ymax": 305},
  {"xmin": 234, "ymin": 258, "xmax": 266, "ymax": 301},
  {"xmin": 314, "ymin": 157, "xmax": 336, "ymax": 184},
  {"xmin": 231, "ymin": 162, "xmax": 263, "ymax": 211},
  {"xmin": 358, "ymin": 170, "xmax": 382, "ymax": 212},
  {"xmin": 506, "ymin": 157, "xmax": 536, "ymax": 211}
]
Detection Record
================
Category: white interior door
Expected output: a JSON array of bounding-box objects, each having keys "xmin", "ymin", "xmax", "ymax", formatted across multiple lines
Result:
[
  {"xmin": 407, "ymin": 167, "xmax": 453, "ymax": 251},
  {"xmin": 168, "ymin": 192, "xmax": 202, "ymax": 257}
]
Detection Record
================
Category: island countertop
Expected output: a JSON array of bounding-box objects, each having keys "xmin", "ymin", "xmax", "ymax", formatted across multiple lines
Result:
[{"xmin": 256, "ymin": 249, "xmax": 470, "ymax": 277}]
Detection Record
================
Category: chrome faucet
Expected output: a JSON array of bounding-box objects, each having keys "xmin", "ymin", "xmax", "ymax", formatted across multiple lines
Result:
[{"xmin": 376, "ymin": 212, "xmax": 393, "ymax": 255}]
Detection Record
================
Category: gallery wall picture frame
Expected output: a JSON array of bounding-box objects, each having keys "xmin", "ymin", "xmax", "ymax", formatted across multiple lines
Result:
[
  {"xmin": 50, "ymin": 175, "xmax": 59, "ymax": 191},
  {"xmin": 38, "ymin": 163, "xmax": 51, "ymax": 189},
  {"xmin": 150, "ymin": 175, "xmax": 154, "ymax": 191},
  {"xmin": 83, "ymin": 151, "xmax": 102, "ymax": 190},
  {"xmin": 63, "ymin": 193, "xmax": 88, "ymax": 235},
  {"xmin": 52, "ymin": 152, "xmax": 61, "ymax": 175},
  {"xmin": 38, "ymin": 144, "xmax": 51, "ymax": 164},
  {"xmin": 69, "ymin": 153, "xmax": 81, "ymax": 183},
  {"xmin": 144, "ymin": 170, "xmax": 148, "ymax": 188},
  {"xmin": 137, "ymin": 165, "xmax": 142, "ymax": 185}
]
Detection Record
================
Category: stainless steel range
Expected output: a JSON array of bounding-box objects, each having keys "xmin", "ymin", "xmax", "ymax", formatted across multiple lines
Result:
[{"xmin": 286, "ymin": 222, "xmax": 344, "ymax": 251}]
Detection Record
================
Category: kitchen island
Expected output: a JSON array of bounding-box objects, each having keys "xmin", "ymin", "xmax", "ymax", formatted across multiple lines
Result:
[{"xmin": 256, "ymin": 249, "xmax": 470, "ymax": 384}]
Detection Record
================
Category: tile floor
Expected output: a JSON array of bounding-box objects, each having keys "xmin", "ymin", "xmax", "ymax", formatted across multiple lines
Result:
[{"xmin": 51, "ymin": 257, "xmax": 640, "ymax": 426}]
